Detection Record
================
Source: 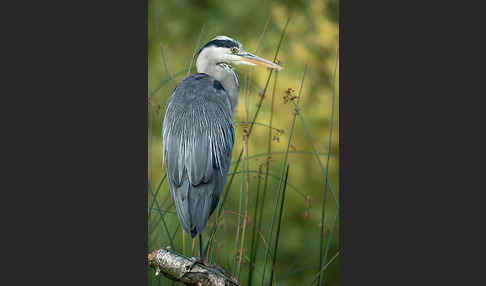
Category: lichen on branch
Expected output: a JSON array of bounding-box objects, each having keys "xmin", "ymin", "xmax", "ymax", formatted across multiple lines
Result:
[{"xmin": 148, "ymin": 247, "xmax": 240, "ymax": 286}]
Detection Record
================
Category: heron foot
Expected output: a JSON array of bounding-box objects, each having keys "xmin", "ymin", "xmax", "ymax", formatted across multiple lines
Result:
[
  {"xmin": 186, "ymin": 257, "xmax": 226, "ymax": 275},
  {"xmin": 185, "ymin": 257, "xmax": 201, "ymax": 272}
]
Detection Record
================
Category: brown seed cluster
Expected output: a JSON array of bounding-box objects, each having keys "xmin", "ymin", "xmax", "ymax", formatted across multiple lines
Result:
[
  {"xmin": 252, "ymin": 155, "xmax": 274, "ymax": 180},
  {"xmin": 242, "ymin": 123, "xmax": 249, "ymax": 141},
  {"xmin": 272, "ymin": 128, "xmax": 285, "ymax": 142},
  {"xmin": 283, "ymin": 88, "xmax": 297, "ymax": 104}
]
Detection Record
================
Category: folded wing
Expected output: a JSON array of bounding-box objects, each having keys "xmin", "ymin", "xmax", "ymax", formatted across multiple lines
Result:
[{"xmin": 162, "ymin": 74, "xmax": 234, "ymax": 237}]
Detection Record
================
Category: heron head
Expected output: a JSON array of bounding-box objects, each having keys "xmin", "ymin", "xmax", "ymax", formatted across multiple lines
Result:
[{"xmin": 196, "ymin": 35, "xmax": 283, "ymax": 71}]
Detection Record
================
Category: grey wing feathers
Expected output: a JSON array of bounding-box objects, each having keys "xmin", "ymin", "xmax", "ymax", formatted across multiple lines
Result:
[{"xmin": 162, "ymin": 73, "xmax": 234, "ymax": 237}]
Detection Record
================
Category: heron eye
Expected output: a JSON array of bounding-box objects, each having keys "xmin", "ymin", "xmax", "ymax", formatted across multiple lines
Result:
[{"xmin": 231, "ymin": 47, "xmax": 239, "ymax": 54}]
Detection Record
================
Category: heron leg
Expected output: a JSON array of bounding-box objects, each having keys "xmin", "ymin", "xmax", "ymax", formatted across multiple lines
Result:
[
  {"xmin": 187, "ymin": 234, "xmax": 226, "ymax": 275},
  {"xmin": 197, "ymin": 234, "xmax": 226, "ymax": 275},
  {"xmin": 199, "ymin": 233, "xmax": 203, "ymax": 261},
  {"xmin": 185, "ymin": 235, "xmax": 206, "ymax": 273},
  {"xmin": 186, "ymin": 235, "xmax": 205, "ymax": 268}
]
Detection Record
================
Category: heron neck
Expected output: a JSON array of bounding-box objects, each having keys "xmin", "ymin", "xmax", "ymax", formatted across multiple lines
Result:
[{"xmin": 197, "ymin": 62, "xmax": 239, "ymax": 112}]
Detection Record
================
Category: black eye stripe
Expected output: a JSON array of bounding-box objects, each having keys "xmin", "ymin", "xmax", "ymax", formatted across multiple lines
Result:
[
  {"xmin": 207, "ymin": 39, "xmax": 239, "ymax": 49},
  {"xmin": 197, "ymin": 39, "xmax": 240, "ymax": 56}
]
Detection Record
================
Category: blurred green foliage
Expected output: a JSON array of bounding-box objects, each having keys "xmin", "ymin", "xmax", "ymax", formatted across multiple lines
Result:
[{"xmin": 148, "ymin": 0, "xmax": 339, "ymax": 285}]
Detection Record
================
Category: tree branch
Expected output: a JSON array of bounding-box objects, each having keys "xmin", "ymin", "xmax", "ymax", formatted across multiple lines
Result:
[{"xmin": 148, "ymin": 248, "xmax": 240, "ymax": 286}]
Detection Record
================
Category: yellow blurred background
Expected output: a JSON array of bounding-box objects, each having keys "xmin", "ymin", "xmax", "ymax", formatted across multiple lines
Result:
[{"xmin": 149, "ymin": 0, "xmax": 339, "ymax": 285}]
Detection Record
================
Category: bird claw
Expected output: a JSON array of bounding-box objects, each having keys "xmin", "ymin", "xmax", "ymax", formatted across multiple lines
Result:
[
  {"xmin": 185, "ymin": 256, "xmax": 204, "ymax": 272},
  {"xmin": 185, "ymin": 257, "xmax": 226, "ymax": 276}
]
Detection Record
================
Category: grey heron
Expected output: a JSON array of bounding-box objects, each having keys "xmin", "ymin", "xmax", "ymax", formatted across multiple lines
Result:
[{"xmin": 162, "ymin": 35, "xmax": 282, "ymax": 261}]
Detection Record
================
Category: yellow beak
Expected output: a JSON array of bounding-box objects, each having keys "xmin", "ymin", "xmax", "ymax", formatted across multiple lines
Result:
[{"xmin": 237, "ymin": 51, "xmax": 283, "ymax": 71}]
